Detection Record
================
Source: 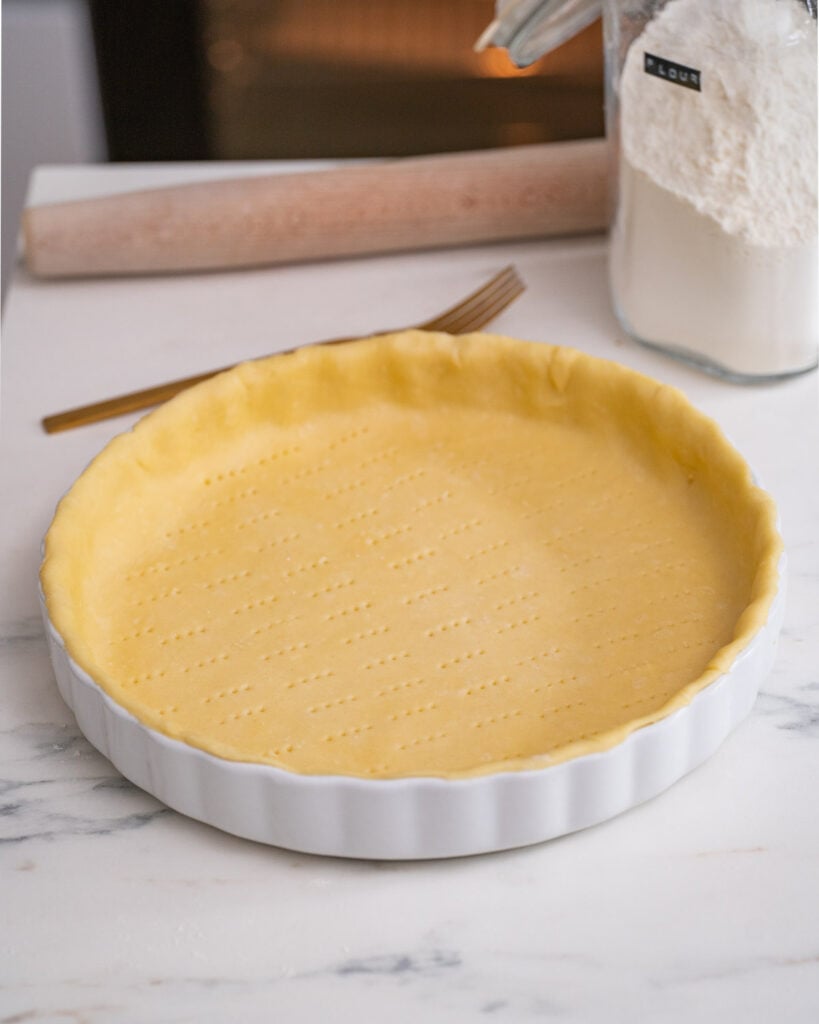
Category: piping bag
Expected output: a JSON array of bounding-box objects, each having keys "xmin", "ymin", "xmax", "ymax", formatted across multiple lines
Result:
[{"xmin": 23, "ymin": 139, "xmax": 606, "ymax": 279}]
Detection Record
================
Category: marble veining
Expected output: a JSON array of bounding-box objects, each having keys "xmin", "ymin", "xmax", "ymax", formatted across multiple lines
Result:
[
  {"xmin": 756, "ymin": 682, "xmax": 819, "ymax": 734},
  {"xmin": 1, "ymin": 721, "xmax": 170, "ymax": 847},
  {"xmin": 0, "ymin": 617, "xmax": 46, "ymax": 649},
  {"xmin": 2, "ymin": 163, "xmax": 818, "ymax": 1024},
  {"xmin": 331, "ymin": 950, "xmax": 462, "ymax": 976}
]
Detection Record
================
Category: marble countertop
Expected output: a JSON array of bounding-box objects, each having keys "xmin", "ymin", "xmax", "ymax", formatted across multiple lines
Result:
[{"xmin": 2, "ymin": 163, "xmax": 817, "ymax": 1024}]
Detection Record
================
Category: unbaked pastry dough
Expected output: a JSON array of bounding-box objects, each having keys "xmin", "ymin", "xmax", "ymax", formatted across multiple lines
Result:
[{"xmin": 41, "ymin": 332, "xmax": 781, "ymax": 777}]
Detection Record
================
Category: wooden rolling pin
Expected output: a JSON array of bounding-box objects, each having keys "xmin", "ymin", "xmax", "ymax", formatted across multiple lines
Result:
[{"xmin": 24, "ymin": 139, "xmax": 607, "ymax": 278}]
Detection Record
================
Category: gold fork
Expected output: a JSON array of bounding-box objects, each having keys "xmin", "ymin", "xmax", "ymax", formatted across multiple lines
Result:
[{"xmin": 42, "ymin": 265, "xmax": 525, "ymax": 434}]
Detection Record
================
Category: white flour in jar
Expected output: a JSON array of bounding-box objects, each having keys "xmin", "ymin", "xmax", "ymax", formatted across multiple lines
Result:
[{"xmin": 610, "ymin": 0, "xmax": 818, "ymax": 378}]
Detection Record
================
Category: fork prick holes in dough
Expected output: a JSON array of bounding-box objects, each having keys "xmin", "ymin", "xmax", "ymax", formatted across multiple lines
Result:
[
  {"xmin": 439, "ymin": 649, "xmax": 487, "ymax": 671},
  {"xmin": 425, "ymin": 617, "xmax": 472, "ymax": 638},
  {"xmin": 403, "ymin": 584, "xmax": 449, "ymax": 607}
]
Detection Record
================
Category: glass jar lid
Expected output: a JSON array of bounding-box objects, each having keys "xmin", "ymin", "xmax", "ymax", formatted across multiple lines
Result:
[{"xmin": 476, "ymin": 0, "xmax": 603, "ymax": 67}]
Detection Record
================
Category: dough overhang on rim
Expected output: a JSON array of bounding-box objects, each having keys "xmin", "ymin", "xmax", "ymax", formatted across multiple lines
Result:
[{"xmin": 41, "ymin": 331, "xmax": 782, "ymax": 779}]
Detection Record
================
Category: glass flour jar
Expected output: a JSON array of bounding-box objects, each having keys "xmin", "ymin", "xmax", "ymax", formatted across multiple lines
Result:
[{"xmin": 480, "ymin": 0, "xmax": 818, "ymax": 381}]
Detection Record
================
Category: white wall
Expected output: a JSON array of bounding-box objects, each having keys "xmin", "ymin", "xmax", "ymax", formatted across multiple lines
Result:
[{"xmin": 2, "ymin": 0, "xmax": 106, "ymax": 300}]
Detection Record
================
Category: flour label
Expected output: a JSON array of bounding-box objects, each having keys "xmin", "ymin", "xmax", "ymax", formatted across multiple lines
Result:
[{"xmin": 644, "ymin": 52, "xmax": 701, "ymax": 91}]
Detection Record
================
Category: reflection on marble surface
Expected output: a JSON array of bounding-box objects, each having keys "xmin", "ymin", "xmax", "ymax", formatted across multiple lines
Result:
[{"xmin": 2, "ymin": 164, "xmax": 818, "ymax": 1023}]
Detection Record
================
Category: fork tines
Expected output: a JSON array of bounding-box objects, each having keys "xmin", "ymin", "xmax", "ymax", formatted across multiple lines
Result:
[{"xmin": 422, "ymin": 265, "xmax": 525, "ymax": 335}]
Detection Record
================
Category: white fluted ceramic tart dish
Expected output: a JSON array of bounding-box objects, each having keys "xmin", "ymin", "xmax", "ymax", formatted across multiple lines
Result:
[{"xmin": 40, "ymin": 332, "xmax": 784, "ymax": 858}]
